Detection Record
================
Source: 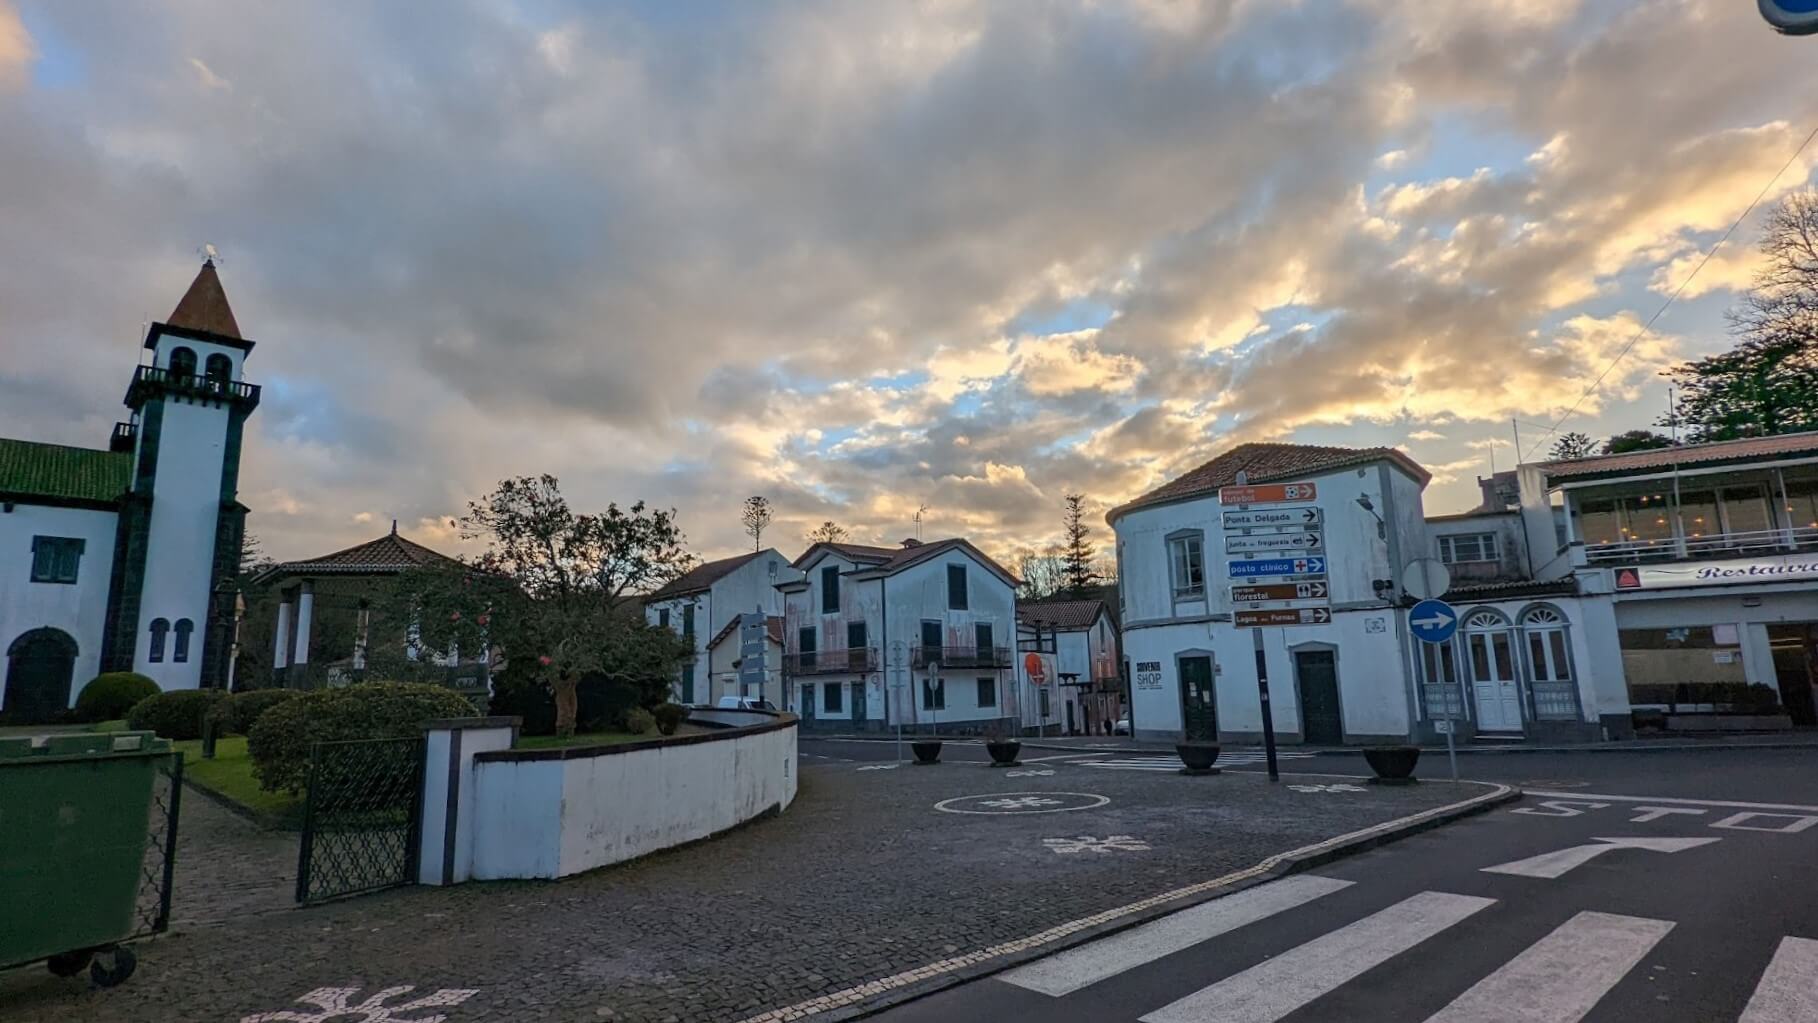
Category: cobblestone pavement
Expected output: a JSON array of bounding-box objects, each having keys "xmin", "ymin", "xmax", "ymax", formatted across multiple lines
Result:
[
  {"xmin": 3, "ymin": 758, "xmax": 1491, "ymax": 1023},
  {"xmin": 165, "ymin": 787, "xmax": 298, "ymax": 928}
]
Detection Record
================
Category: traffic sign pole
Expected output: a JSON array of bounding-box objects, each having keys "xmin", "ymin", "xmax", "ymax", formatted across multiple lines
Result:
[{"xmin": 1253, "ymin": 628, "xmax": 1279, "ymax": 782}]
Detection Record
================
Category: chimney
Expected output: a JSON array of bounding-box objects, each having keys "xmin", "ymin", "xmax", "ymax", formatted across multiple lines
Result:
[{"xmin": 901, "ymin": 538, "xmax": 923, "ymax": 548}]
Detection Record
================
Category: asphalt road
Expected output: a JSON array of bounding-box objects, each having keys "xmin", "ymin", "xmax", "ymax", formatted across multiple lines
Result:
[{"xmin": 864, "ymin": 746, "xmax": 1818, "ymax": 1022}]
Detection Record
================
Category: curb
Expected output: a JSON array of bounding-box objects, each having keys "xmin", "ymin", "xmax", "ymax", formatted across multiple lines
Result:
[{"xmin": 737, "ymin": 780, "xmax": 1521, "ymax": 1023}]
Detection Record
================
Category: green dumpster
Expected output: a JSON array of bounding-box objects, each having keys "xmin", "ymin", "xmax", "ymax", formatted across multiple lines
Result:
[{"xmin": 0, "ymin": 730, "xmax": 175, "ymax": 986}]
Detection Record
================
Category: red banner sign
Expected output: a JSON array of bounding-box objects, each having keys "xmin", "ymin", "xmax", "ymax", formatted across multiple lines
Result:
[{"xmin": 1219, "ymin": 482, "xmax": 1318, "ymax": 505}]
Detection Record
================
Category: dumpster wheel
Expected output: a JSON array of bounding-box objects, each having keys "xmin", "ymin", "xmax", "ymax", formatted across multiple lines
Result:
[
  {"xmin": 88, "ymin": 946, "xmax": 136, "ymax": 988},
  {"xmin": 46, "ymin": 950, "xmax": 93, "ymax": 977}
]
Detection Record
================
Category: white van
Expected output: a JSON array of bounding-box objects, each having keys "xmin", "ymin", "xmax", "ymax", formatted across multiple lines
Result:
[{"xmin": 717, "ymin": 696, "xmax": 777, "ymax": 711}]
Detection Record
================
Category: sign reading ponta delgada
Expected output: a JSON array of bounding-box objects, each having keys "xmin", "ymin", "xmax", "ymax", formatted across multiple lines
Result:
[{"xmin": 1613, "ymin": 552, "xmax": 1818, "ymax": 591}]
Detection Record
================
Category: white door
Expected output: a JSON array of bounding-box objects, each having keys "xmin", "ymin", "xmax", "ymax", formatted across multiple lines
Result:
[{"xmin": 1467, "ymin": 629, "xmax": 1523, "ymax": 732}]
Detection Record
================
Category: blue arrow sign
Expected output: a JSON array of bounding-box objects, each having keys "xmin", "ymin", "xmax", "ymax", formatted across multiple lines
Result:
[
  {"xmin": 1409, "ymin": 599, "xmax": 1459, "ymax": 645},
  {"xmin": 1227, "ymin": 556, "xmax": 1326, "ymax": 578},
  {"xmin": 1761, "ymin": 0, "xmax": 1818, "ymax": 35}
]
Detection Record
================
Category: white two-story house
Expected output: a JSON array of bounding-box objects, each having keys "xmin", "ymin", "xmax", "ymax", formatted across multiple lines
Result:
[
  {"xmin": 778, "ymin": 538, "xmax": 1019, "ymax": 733},
  {"xmin": 643, "ymin": 548, "xmax": 803, "ymax": 705}
]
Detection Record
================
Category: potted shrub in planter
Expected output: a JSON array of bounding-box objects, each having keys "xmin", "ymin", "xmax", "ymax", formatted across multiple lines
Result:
[
  {"xmin": 1175, "ymin": 742, "xmax": 1221, "ymax": 775},
  {"xmin": 911, "ymin": 738, "xmax": 943, "ymax": 765},
  {"xmin": 983, "ymin": 725, "xmax": 1021, "ymax": 767},
  {"xmin": 1363, "ymin": 744, "xmax": 1420, "ymax": 784}
]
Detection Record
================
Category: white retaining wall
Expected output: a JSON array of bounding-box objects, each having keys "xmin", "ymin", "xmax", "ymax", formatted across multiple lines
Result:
[{"xmin": 449, "ymin": 713, "xmax": 798, "ymax": 882}]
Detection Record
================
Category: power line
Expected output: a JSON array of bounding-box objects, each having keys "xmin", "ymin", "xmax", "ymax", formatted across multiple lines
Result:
[{"xmin": 1520, "ymin": 122, "xmax": 1818, "ymax": 463}]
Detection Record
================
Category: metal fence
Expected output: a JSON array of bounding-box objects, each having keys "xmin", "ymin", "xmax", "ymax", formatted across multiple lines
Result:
[
  {"xmin": 295, "ymin": 737, "xmax": 424, "ymax": 905},
  {"xmin": 132, "ymin": 754, "xmax": 183, "ymax": 938}
]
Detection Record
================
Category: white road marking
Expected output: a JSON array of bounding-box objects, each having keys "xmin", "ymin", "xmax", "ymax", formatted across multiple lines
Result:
[
  {"xmin": 1511, "ymin": 800, "xmax": 1610, "ymax": 817},
  {"xmin": 1525, "ymin": 791, "xmax": 1818, "ymax": 814},
  {"xmin": 999, "ymin": 875, "xmax": 1353, "ymax": 997},
  {"xmin": 1629, "ymin": 806, "xmax": 1706, "ymax": 822},
  {"xmin": 1423, "ymin": 911, "xmax": 1672, "ymax": 1022},
  {"xmin": 1138, "ymin": 891, "xmax": 1495, "ymax": 1023},
  {"xmin": 1022, "ymin": 753, "xmax": 1114, "ymax": 763},
  {"xmin": 1710, "ymin": 811, "xmax": 1818, "ymax": 834},
  {"xmin": 1740, "ymin": 936, "xmax": 1818, "ymax": 1023},
  {"xmin": 1480, "ymin": 836, "xmax": 1720, "ymax": 880}
]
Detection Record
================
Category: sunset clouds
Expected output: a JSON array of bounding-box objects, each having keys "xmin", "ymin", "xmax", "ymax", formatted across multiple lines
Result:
[{"xmin": 2, "ymin": 0, "xmax": 1814, "ymax": 564}]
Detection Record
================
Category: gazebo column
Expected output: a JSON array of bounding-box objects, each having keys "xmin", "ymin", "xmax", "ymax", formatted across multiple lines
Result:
[
  {"xmin": 294, "ymin": 579, "xmax": 315, "ymax": 670},
  {"xmin": 273, "ymin": 591, "xmax": 293, "ymax": 679}
]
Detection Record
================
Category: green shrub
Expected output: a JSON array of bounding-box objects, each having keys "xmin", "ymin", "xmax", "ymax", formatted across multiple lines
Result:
[
  {"xmin": 247, "ymin": 682, "xmax": 479, "ymax": 794},
  {"xmin": 74, "ymin": 672, "xmax": 159, "ymax": 723},
  {"xmin": 126, "ymin": 689, "xmax": 228, "ymax": 740},
  {"xmin": 652, "ymin": 702, "xmax": 686, "ymax": 736},
  {"xmin": 209, "ymin": 688, "xmax": 301, "ymax": 735},
  {"xmin": 623, "ymin": 706, "xmax": 655, "ymax": 735}
]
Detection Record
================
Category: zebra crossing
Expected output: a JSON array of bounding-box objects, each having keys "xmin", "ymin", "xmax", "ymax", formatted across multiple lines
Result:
[
  {"xmin": 995, "ymin": 873, "xmax": 1818, "ymax": 1022},
  {"xmin": 1073, "ymin": 750, "xmax": 1318, "ymax": 771}
]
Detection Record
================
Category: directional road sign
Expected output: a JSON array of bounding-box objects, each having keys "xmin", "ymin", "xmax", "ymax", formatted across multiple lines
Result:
[
  {"xmin": 1219, "ymin": 482, "xmax": 1317, "ymax": 505},
  {"xmin": 737, "ymin": 612, "xmax": 769, "ymax": 690},
  {"xmin": 1234, "ymin": 608, "xmax": 1332, "ymax": 629},
  {"xmin": 1408, "ymin": 599, "xmax": 1460, "ymax": 644},
  {"xmin": 1761, "ymin": 0, "xmax": 1818, "ymax": 35},
  {"xmin": 1231, "ymin": 581, "xmax": 1330, "ymax": 602},
  {"xmin": 1222, "ymin": 507, "xmax": 1322, "ymax": 530},
  {"xmin": 1226, "ymin": 531, "xmax": 1322, "ymax": 554},
  {"xmin": 1228, "ymin": 556, "xmax": 1327, "ymax": 578}
]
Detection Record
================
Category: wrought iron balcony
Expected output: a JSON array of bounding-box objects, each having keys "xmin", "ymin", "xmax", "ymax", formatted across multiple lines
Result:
[
  {"xmin": 1583, "ymin": 526, "xmax": 1818, "ymax": 564},
  {"xmin": 783, "ymin": 646, "xmax": 878, "ymax": 676},
  {"xmin": 125, "ymin": 364, "xmax": 262, "ymax": 410},
  {"xmin": 912, "ymin": 645, "xmax": 1012, "ymax": 669}
]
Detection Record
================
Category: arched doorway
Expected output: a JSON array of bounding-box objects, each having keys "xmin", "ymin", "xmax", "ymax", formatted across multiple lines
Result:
[
  {"xmin": 1463, "ymin": 610, "xmax": 1523, "ymax": 734},
  {"xmin": 4, "ymin": 628, "xmax": 79, "ymax": 724}
]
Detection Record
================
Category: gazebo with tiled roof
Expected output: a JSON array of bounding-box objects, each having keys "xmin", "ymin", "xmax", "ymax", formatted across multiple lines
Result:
[{"xmin": 254, "ymin": 522, "xmax": 464, "ymax": 687}]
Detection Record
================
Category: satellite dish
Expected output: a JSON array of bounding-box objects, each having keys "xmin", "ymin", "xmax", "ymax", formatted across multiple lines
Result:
[{"xmin": 1401, "ymin": 558, "xmax": 1451, "ymax": 601}]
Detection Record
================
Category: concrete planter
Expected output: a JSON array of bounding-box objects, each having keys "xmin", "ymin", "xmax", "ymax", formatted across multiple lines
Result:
[
  {"xmin": 985, "ymin": 740, "xmax": 1022, "ymax": 766},
  {"xmin": 911, "ymin": 740, "xmax": 943, "ymax": 765},
  {"xmin": 1175, "ymin": 742, "xmax": 1221, "ymax": 775},
  {"xmin": 1363, "ymin": 745, "xmax": 1420, "ymax": 784}
]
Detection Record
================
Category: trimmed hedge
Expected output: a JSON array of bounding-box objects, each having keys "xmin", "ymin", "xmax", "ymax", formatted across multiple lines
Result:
[
  {"xmin": 247, "ymin": 682, "xmax": 479, "ymax": 795},
  {"xmin": 488, "ymin": 667, "xmax": 643, "ymax": 736},
  {"xmin": 209, "ymin": 688, "xmax": 301, "ymax": 736},
  {"xmin": 623, "ymin": 706, "xmax": 655, "ymax": 735},
  {"xmin": 74, "ymin": 672, "xmax": 160, "ymax": 723},
  {"xmin": 126, "ymin": 689, "xmax": 228, "ymax": 740}
]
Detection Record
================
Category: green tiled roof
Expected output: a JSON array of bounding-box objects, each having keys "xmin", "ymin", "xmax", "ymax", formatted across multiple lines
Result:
[{"xmin": 0, "ymin": 438, "xmax": 131, "ymax": 505}]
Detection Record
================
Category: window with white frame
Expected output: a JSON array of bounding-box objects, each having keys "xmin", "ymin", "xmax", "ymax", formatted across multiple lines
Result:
[
  {"xmin": 1438, "ymin": 532, "xmax": 1499, "ymax": 565},
  {"xmin": 1521, "ymin": 606, "xmax": 1580, "ymax": 720},
  {"xmin": 1167, "ymin": 530, "xmax": 1205, "ymax": 601}
]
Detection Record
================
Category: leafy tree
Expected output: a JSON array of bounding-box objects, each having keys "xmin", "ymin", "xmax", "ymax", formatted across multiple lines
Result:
[
  {"xmin": 1667, "ymin": 190, "xmax": 1818, "ymax": 442},
  {"xmin": 388, "ymin": 475, "xmax": 696, "ymax": 738},
  {"xmin": 806, "ymin": 520, "xmax": 849, "ymax": 544},
  {"xmin": 1602, "ymin": 429, "xmax": 1677, "ymax": 455},
  {"xmin": 1061, "ymin": 494, "xmax": 1098, "ymax": 596},
  {"xmin": 1014, "ymin": 545, "xmax": 1066, "ymax": 601},
  {"xmin": 1548, "ymin": 431, "xmax": 1597, "ymax": 461},
  {"xmin": 741, "ymin": 495, "xmax": 773, "ymax": 551}
]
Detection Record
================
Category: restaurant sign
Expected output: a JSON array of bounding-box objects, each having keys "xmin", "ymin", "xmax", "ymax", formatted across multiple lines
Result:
[{"xmin": 1614, "ymin": 552, "xmax": 1818, "ymax": 591}]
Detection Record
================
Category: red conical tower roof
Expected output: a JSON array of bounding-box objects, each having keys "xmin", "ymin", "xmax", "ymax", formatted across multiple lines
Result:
[{"xmin": 165, "ymin": 259, "xmax": 242, "ymax": 340}]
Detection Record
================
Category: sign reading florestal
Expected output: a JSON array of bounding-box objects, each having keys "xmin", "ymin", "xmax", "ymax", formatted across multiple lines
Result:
[{"xmin": 1613, "ymin": 552, "xmax": 1818, "ymax": 591}]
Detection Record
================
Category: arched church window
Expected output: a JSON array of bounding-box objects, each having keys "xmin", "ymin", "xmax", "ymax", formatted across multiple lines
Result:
[
  {"xmin": 149, "ymin": 618, "xmax": 170, "ymax": 663},
  {"xmin": 204, "ymin": 354, "xmax": 232, "ymax": 389},
  {"xmin": 169, "ymin": 347, "xmax": 198, "ymax": 378},
  {"xmin": 173, "ymin": 619, "xmax": 194, "ymax": 663}
]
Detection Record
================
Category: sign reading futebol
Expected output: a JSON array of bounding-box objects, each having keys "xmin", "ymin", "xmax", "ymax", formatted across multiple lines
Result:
[{"xmin": 1219, "ymin": 482, "xmax": 1317, "ymax": 505}]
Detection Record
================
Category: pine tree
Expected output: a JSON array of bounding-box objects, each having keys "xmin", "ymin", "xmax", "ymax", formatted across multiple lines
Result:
[
  {"xmin": 1548, "ymin": 431, "xmax": 1596, "ymax": 461},
  {"xmin": 1061, "ymin": 494, "xmax": 1096, "ymax": 596},
  {"xmin": 806, "ymin": 521, "xmax": 849, "ymax": 544},
  {"xmin": 741, "ymin": 496, "xmax": 772, "ymax": 551}
]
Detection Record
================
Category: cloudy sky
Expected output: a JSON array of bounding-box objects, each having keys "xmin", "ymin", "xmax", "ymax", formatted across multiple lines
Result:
[{"xmin": 4, "ymin": 0, "xmax": 1817, "ymax": 567}]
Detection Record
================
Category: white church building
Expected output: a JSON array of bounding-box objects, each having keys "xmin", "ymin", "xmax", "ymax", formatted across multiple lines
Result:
[{"xmin": 0, "ymin": 259, "xmax": 258, "ymax": 721}]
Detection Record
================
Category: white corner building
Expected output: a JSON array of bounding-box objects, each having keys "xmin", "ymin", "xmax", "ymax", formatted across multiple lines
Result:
[{"xmin": 643, "ymin": 548, "xmax": 803, "ymax": 706}]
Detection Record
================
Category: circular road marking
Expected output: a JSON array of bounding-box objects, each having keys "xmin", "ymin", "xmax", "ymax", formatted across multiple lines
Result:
[{"xmin": 934, "ymin": 791, "xmax": 1111, "ymax": 815}]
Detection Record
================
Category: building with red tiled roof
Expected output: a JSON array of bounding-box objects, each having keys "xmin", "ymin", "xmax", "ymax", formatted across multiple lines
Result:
[
  {"xmin": 643, "ymin": 548, "xmax": 803, "ymax": 706},
  {"xmin": 782, "ymin": 536, "xmax": 1021, "ymax": 734},
  {"xmin": 1107, "ymin": 442, "xmax": 1430, "ymax": 525},
  {"xmin": 1016, "ymin": 598, "xmax": 1122, "ymax": 735},
  {"xmin": 1, "ymin": 259, "xmax": 261, "ymax": 721}
]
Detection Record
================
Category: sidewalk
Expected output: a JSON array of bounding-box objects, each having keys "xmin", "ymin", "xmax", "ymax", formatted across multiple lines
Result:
[{"xmin": 809, "ymin": 730, "xmax": 1818, "ymax": 757}]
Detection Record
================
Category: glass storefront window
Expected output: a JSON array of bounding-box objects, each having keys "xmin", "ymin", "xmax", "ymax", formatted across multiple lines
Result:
[
  {"xmin": 1720, "ymin": 485, "xmax": 1771, "ymax": 534},
  {"xmin": 1620, "ymin": 625, "xmax": 1752, "ymax": 711},
  {"xmin": 1785, "ymin": 476, "xmax": 1818, "ymax": 531}
]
